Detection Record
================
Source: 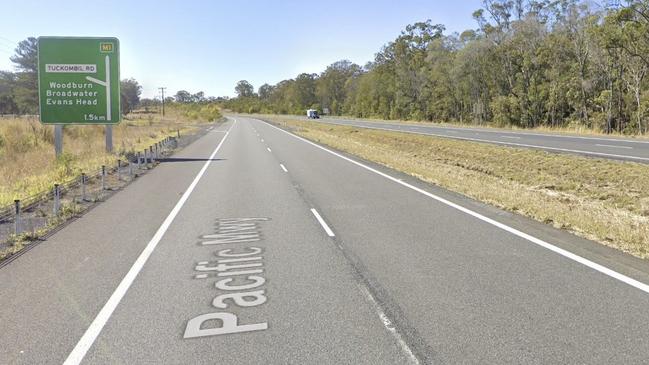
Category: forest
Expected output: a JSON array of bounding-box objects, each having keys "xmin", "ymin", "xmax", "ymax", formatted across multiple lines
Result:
[{"xmin": 223, "ymin": 1, "xmax": 649, "ymax": 134}]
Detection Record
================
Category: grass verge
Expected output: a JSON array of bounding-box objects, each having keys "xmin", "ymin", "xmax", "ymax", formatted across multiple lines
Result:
[
  {"xmin": 0, "ymin": 105, "xmax": 220, "ymax": 207},
  {"xmin": 267, "ymin": 116, "xmax": 649, "ymax": 260}
]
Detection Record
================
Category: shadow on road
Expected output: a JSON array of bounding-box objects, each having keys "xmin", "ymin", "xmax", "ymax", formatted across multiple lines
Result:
[{"xmin": 158, "ymin": 158, "xmax": 227, "ymax": 163}]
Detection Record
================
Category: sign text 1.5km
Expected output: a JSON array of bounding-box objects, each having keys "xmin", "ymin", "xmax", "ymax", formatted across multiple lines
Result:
[{"xmin": 38, "ymin": 37, "xmax": 120, "ymax": 124}]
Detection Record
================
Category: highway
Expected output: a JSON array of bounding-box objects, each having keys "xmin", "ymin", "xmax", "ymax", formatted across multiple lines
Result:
[
  {"xmin": 1, "ymin": 116, "xmax": 649, "ymax": 364},
  {"xmin": 300, "ymin": 116, "xmax": 649, "ymax": 163}
]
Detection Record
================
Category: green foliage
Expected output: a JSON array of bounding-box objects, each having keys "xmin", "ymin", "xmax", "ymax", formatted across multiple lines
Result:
[
  {"xmin": 168, "ymin": 102, "xmax": 222, "ymax": 121},
  {"xmin": 120, "ymin": 78, "xmax": 142, "ymax": 115},
  {"xmin": 222, "ymin": 1, "xmax": 649, "ymax": 134}
]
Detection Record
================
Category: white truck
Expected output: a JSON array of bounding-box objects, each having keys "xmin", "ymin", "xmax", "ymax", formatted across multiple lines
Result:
[{"xmin": 306, "ymin": 109, "xmax": 320, "ymax": 119}]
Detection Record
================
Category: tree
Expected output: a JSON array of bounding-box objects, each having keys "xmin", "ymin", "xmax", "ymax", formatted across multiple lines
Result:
[
  {"xmin": 316, "ymin": 60, "xmax": 362, "ymax": 115},
  {"xmin": 235, "ymin": 80, "xmax": 255, "ymax": 97},
  {"xmin": 10, "ymin": 37, "xmax": 38, "ymax": 73},
  {"xmin": 175, "ymin": 90, "xmax": 192, "ymax": 103},
  {"xmin": 120, "ymin": 78, "xmax": 142, "ymax": 114},
  {"xmin": 258, "ymin": 84, "xmax": 274, "ymax": 100},
  {"xmin": 10, "ymin": 37, "xmax": 39, "ymax": 113},
  {"xmin": 193, "ymin": 91, "xmax": 206, "ymax": 103}
]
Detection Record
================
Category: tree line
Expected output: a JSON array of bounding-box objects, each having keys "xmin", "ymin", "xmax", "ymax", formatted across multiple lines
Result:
[{"xmin": 224, "ymin": 1, "xmax": 649, "ymax": 134}]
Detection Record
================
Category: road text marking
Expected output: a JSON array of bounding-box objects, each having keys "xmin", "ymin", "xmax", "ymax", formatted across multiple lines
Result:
[
  {"xmin": 186, "ymin": 217, "xmax": 270, "ymax": 339},
  {"xmin": 63, "ymin": 119, "xmax": 236, "ymax": 365}
]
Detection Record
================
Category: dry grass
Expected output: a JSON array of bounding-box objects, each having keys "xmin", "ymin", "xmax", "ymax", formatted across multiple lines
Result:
[
  {"xmin": 268, "ymin": 116, "xmax": 649, "ymax": 259},
  {"xmin": 0, "ymin": 106, "xmax": 218, "ymax": 207}
]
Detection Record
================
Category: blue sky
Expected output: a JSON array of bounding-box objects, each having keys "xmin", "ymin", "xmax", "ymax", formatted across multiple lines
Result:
[{"xmin": 1, "ymin": 0, "xmax": 482, "ymax": 98}]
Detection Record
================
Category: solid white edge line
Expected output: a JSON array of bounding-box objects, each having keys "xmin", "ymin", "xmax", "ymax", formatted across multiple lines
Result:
[
  {"xmin": 259, "ymin": 119, "xmax": 649, "ymax": 295},
  {"xmin": 63, "ymin": 119, "xmax": 237, "ymax": 365},
  {"xmin": 280, "ymin": 163, "xmax": 288, "ymax": 172},
  {"xmin": 596, "ymin": 144, "xmax": 633, "ymax": 150},
  {"xmin": 325, "ymin": 118, "xmax": 649, "ymax": 144},
  {"xmin": 311, "ymin": 208, "xmax": 335, "ymax": 237},
  {"xmin": 321, "ymin": 121, "xmax": 649, "ymax": 162}
]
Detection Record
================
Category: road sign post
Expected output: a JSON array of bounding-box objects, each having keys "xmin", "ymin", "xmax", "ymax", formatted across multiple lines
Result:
[
  {"xmin": 38, "ymin": 37, "xmax": 121, "ymax": 155},
  {"xmin": 54, "ymin": 124, "xmax": 63, "ymax": 157}
]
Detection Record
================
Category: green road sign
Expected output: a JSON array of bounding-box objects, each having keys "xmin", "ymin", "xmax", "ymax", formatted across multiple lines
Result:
[{"xmin": 38, "ymin": 37, "xmax": 120, "ymax": 124}]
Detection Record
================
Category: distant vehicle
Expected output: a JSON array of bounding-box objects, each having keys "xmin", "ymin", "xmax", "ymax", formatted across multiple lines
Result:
[{"xmin": 306, "ymin": 109, "xmax": 320, "ymax": 119}]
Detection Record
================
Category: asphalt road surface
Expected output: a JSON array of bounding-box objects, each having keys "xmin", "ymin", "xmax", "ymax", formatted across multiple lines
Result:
[
  {"xmin": 1, "ymin": 116, "xmax": 649, "ymax": 364},
  {"xmin": 297, "ymin": 116, "xmax": 649, "ymax": 163}
]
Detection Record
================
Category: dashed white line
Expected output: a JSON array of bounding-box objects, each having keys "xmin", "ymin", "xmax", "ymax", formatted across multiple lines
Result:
[
  {"xmin": 267, "ymin": 147, "xmax": 272, "ymax": 152},
  {"xmin": 63, "ymin": 120, "xmax": 236, "ymax": 365},
  {"xmin": 280, "ymin": 164, "xmax": 288, "ymax": 172},
  {"xmin": 501, "ymin": 135, "xmax": 521, "ymax": 139},
  {"xmin": 310, "ymin": 208, "xmax": 335, "ymax": 237},
  {"xmin": 260, "ymin": 119, "xmax": 649, "ymax": 295},
  {"xmin": 596, "ymin": 144, "xmax": 633, "ymax": 150}
]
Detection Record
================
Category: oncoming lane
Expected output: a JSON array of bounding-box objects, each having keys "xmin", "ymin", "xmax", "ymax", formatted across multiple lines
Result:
[{"xmin": 309, "ymin": 117, "xmax": 649, "ymax": 163}]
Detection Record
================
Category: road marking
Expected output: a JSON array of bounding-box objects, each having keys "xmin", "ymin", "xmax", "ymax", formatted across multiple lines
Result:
[
  {"xmin": 501, "ymin": 135, "xmax": 521, "ymax": 139},
  {"xmin": 63, "ymin": 119, "xmax": 236, "ymax": 365},
  {"xmin": 260, "ymin": 119, "xmax": 649, "ymax": 295},
  {"xmin": 358, "ymin": 285, "xmax": 420, "ymax": 364},
  {"xmin": 280, "ymin": 164, "xmax": 288, "ymax": 172},
  {"xmin": 267, "ymin": 147, "xmax": 272, "ymax": 152},
  {"xmin": 596, "ymin": 144, "xmax": 633, "ymax": 150},
  {"xmin": 322, "ymin": 122, "xmax": 649, "ymax": 162},
  {"xmin": 310, "ymin": 208, "xmax": 335, "ymax": 237},
  {"xmin": 326, "ymin": 119, "xmax": 649, "ymax": 144},
  {"xmin": 261, "ymin": 139, "xmax": 264, "ymax": 142}
]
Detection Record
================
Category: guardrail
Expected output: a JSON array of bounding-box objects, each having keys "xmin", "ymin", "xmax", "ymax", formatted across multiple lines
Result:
[{"xmin": 0, "ymin": 135, "xmax": 180, "ymax": 246}]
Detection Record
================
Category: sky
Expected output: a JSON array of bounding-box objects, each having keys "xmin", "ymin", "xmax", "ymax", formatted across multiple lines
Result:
[{"xmin": 1, "ymin": 0, "xmax": 483, "ymax": 99}]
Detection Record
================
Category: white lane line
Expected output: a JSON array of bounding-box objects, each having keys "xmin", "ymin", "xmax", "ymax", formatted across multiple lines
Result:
[
  {"xmin": 596, "ymin": 144, "xmax": 633, "ymax": 150},
  {"xmin": 280, "ymin": 164, "xmax": 288, "ymax": 172},
  {"xmin": 501, "ymin": 135, "xmax": 521, "ymax": 139},
  {"xmin": 311, "ymin": 208, "xmax": 335, "ymax": 237},
  {"xmin": 260, "ymin": 119, "xmax": 649, "ymax": 295},
  {"xmin": 267, "ymin": 147, "xmax": 272, "ymax": 152},
  {"xmin": 261, "ymin": 139, "xmax": 264, "ymax": 142},
  {"xmin": 63, "ymin": 120, "xmax": 237, "ymax": 365},
  {"xmin": 328, "ymin": 119, "xmax": 649, "ymax": 144},
  {"xmin": 324, "ymin": 122, "xmax": 649, "ymax": 162}
]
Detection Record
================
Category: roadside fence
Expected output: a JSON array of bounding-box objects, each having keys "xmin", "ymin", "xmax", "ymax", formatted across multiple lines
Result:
[{"xmin": 0, "ymin": 135, "xmax": 181, "ymax": 246}]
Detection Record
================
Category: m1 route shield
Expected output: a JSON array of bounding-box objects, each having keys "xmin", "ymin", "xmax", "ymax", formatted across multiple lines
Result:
[{"xmin": 38, "ymin": 37, "xmax": 120, "ymax": 124}]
